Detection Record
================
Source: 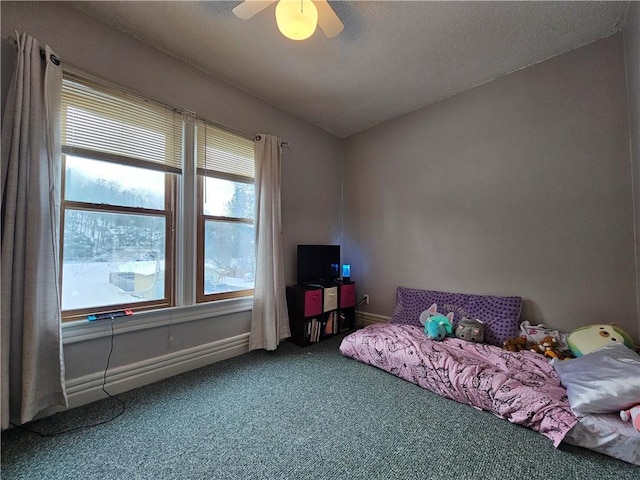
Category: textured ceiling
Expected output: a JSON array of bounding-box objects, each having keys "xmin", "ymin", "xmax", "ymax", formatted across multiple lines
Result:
[{"xmin": 68, "ymin": 1, "xmax": 630, "ymax": 138}]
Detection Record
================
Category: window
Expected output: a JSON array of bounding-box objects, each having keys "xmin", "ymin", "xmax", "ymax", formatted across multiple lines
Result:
[
  {"xmin": 196, "ymin": 122, "xmax": 255, "ymax": 302},
  {"xmin": 59, "ymin": 73, "xmax": 256, "ymax": 321},
  {"xmin": 60, "ymin": 74, "xmax": 181, "ymax": 321}
]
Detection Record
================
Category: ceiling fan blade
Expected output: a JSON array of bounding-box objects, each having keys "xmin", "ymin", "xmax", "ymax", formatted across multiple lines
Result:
[
  {"xmin": 314, "ymin": 0, "xmax": 344, "ymax": 38},
  {"xmin": 232, "ymin": 0, "xmax": 276, "ymax": 20}
]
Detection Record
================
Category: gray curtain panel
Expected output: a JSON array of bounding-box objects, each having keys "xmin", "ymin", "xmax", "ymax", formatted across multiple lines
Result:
[
  {"xmin": 1, "ymin": 32, "xmax": 67, "ymax": 429},
  {"xmin": 249, "ymin": 134, "xmax": 290, "ymax": 351}
]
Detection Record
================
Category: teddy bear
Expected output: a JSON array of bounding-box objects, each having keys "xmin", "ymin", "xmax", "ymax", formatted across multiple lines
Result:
[
  {"xmin": 530, "ymin": 335, "xmax": 567, "ymax": 359},
  {"xmin": 541, "ymin": 335, "xmax": 568, "ymax": 359},
  {"xmin": 503, "ymin": 336, "xmax": 528, "ymax": 352},
  {"xmin": 620, "ymin": 404, "xmax": 640, "ymax": 433}
]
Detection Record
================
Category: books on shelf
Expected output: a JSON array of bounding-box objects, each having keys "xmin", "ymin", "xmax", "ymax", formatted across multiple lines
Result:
[
  {"xmin": 326, "ymin": 312, "xmax": 334, "ymax": 335},
  {"xmin": 339, "ymin": 312, "xmax": 346, "ymax": 332},
  {"xmin": 305, "ymin": 311, "xmax": 341, "ymax": 343},
  {"xmin": 306, "ymin": 318, "xmax": 320, "ymax": 343}
]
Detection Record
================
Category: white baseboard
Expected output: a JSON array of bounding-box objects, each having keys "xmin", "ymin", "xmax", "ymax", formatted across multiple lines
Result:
[
  {"xmin": 62, "ymin": 332, "xmax": 250, "ymax": 410},
  {"xmin": 48, "ymin": 314, "xmax": 386, "ymax": 417},
  {"xmin": 356, "ymin": 311, "xmax": 390, "ymax": 327}
]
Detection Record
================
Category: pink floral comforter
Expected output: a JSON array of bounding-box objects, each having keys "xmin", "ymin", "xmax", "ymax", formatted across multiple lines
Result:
[{"xmin": 339, "ymin": 323, "xmax": 578, "ymax": 446}]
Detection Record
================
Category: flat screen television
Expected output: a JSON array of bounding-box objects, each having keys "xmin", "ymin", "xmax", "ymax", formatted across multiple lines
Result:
[{"xmin": 296, "ymin": 244, "xmax": 340, "ymax": 285}]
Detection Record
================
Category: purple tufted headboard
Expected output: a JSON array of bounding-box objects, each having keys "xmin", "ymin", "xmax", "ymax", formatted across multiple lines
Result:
[{"xmin": 391, "ymin": 287, "xmax": 523, "ymax": 347}]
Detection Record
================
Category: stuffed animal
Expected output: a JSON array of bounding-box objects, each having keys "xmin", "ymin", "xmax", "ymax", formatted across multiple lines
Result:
[
  {"xmin": 419, "ymin": 303, "xmax": 454, "ymax": 341},
  {"xmin": 520, "ymin": 321, "xmax": 562, "ymax": 346},
  {"xmin": 455, "ymin": 318, "xmax": 484, "ymax": 343},
  {"xmin": 503, "ymin": 336, "xmax": 528, "ymax": 352},
  {"xmin": 536, "ymin": 335, "xmax": 567, "ymax": 360},
  {"xmin": 620, "ymin": 404, "xmax": 640, "ymax": 433},
  {"xmin": 424, "ymin": 315, "xmax": 453, "ymax": 340},
  {"xmin": 567, "ymin": 324, "xmax": 634, "ymax": 357}
]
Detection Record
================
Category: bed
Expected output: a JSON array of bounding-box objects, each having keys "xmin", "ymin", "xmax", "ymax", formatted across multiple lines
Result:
[{"xmin": 339, "ymin": 287, "xmax": 640, "ymax": 466}]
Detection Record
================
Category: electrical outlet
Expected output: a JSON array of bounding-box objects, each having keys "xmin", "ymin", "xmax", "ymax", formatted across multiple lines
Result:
[{"xmin": 363, "ymin": 294, "xmax": 370, "ymax": 305}]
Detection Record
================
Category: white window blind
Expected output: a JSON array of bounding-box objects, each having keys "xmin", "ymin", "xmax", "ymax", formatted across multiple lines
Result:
[
  {"xmin": 61, "ymin": 73, "xmax": 183, "ymax": 174},
  {"xmin": 196, "ymin": 120, "xmax": 254, "ymax": 182}
]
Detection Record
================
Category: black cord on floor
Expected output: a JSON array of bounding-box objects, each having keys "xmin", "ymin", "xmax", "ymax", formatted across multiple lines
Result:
[{"xmin": 10, "ymin": 318, "xmax": 126, "ymax": 437}]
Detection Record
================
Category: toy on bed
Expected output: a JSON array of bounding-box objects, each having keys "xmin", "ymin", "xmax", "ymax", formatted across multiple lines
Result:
[
  {"xmin": 620, "ymin": 405, "xmax": 640, "ymax": 434},
  {"xmin": 455, "ymin": 318, "xmax": 484, "ymax": 343},
  {"xmin": 419, "ymin": 304, "xmax": 453, "ymax": 341},
  {"xmin": 530, "ymin": 335, "xmax": 568, "ymax": 360},
  {"xmin": 503, "ymin": 335, "xmax": 528, "ymax": 352},
  {"xmin": 520, "ymin": 321, "xmax": 563, "ymax": 344},
  {"xmin": 566, "ymin": 324, "xmax": 635, "ymax": 357}
]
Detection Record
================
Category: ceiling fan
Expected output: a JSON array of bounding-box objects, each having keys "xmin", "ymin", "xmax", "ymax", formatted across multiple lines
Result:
[{"xmin": 232, "ymin": 0, "xmax": 344, "ymax": 40}]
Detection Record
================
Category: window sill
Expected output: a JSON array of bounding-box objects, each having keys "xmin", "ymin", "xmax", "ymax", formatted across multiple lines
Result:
[{"xmin": 62, "ymin": 297, "xmax": 253, "ymax": 344}]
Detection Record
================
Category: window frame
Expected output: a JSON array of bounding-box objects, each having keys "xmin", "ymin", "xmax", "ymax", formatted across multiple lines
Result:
[
  {"xmin": 58, "ymin": 70, "xmax": 257, "ymax": 322},
  {"xmin": 195, "ymin": 172, "xmax": 255, "ymax": 303},
  {"xmin": 59, "ymin": 152, "xmax": 177, "ymax": 322},
  {"xmin": 59, "ymin": 72, "xmax": 182, "ymax": 322}
]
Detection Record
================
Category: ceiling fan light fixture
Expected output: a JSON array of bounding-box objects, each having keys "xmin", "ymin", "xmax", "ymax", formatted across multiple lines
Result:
[{"xmin": 275, "ymin": 0, "xmax": 318, "ymax": 41}]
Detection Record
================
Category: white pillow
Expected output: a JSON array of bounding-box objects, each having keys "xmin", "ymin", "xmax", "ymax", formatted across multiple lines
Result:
[{"xmin": 552, "ymin": 343, "xmax": 640, "ymax": 416}]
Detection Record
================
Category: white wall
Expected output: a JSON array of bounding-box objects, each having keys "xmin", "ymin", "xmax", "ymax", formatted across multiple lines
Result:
[
  {"xmin": 1, "ymin": 1, "xmax": 343, "ymax": 406},
  {"xmin": 343, "ymin": 34, "xmax": 638, "ymax": 342}
]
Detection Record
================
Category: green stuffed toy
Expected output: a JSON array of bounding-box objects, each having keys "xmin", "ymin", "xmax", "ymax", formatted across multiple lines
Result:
[
  {"xmin": 419, "ymin": 303, "xmax": 454, "ymax": 341},
  {"xmin": 567, "ymin": 324, "xmax": 634, "ymax": 357}
]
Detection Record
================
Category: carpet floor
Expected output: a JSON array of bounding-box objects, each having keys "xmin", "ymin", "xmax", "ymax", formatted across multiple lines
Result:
[{"xmin": 1, "ymin": 333, "xmax": 638, "ymax": 479}]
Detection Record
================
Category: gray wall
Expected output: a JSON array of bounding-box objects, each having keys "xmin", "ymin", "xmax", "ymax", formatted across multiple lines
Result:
[
  {"xmin": 624, "ymin": 1, "xmax": 640, "ymax": 344},
  {"xmin": 343, "ymin": 34, "xmax": 638, "ymax": 342},
  {"xmin": 1, "ymin": 2, "xmax": 343, "ymax": 383}
]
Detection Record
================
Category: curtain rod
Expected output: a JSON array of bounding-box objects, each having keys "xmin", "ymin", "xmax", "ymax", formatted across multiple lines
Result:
[
  {"xmin": 8, "ymin": 35, "xmax": 61, "ymax": 65},
  {"xmin": 255, "ymin": 135, "xmax": 290, "ymax": 149},
  {"xmin": 9, "ymin": 35, "xmax": 290, "ymax": 149}
]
